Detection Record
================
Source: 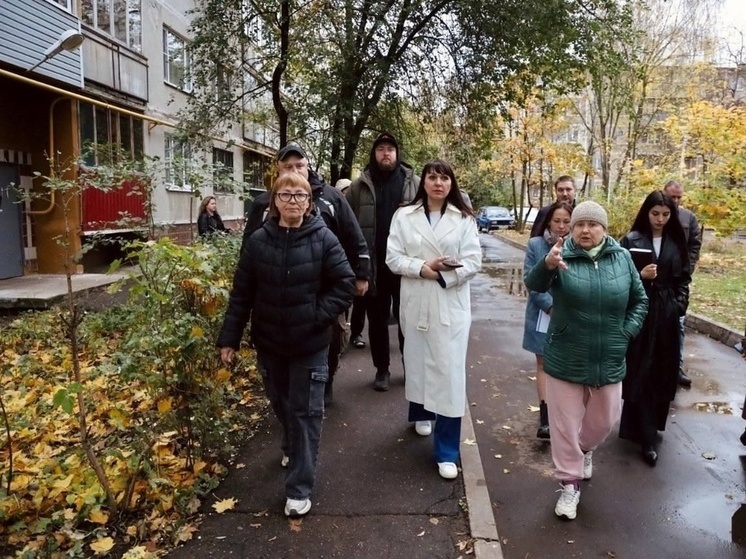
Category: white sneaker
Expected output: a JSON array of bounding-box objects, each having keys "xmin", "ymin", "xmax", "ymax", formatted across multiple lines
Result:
[
  {"xmin": 284, "ymin": 497, "xmax": 311, "ymax": 517},
  {"xmin": 582, "ymin": 451, "xmax": 593, "ymax": 480},
  {"xmin": 438, "ymin": 462, "xmax": 458, "ymax": 479},
  {"xmin": 281, "ymin": 454, "xmax": 289, "ymax": 468},
  {"xmin": 415, "ymin": 420, "xmax": 432, "ymax": 436},
  {"xmin": 555, "ymin": 484, "xmax": 580, "ymax": 520}
]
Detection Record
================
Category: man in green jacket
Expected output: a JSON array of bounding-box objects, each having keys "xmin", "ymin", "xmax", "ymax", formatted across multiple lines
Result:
[{"xmin": 346, "ymin": 132, "xmax": 419, "ymax": 391}]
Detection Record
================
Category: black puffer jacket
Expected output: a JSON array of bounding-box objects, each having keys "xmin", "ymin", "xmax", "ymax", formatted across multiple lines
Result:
[
  {"xmin": 242, "ymin": 170, "xmax": 370, "ymax": 281},
  {"xmin": 218, "ymin": 214, "xmax": 355, "ymax": 357}
]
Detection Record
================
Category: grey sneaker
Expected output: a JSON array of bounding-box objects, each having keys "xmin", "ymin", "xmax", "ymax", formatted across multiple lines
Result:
[
  {"xmin": 555, "ymin": 484, "xmax": 580, "ymax": 520},
  {"xmin": 582, "ymin": 451, "xmax": 593, "ymax": 480},
  {"xmin": 285, "ymin": 497, "xmax": 311, "ymax": 517}
]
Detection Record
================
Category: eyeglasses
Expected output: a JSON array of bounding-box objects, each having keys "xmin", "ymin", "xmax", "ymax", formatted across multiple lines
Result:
[{"xmin": 275, "ymin": 192, "xmax": 310, "ymax": 203}]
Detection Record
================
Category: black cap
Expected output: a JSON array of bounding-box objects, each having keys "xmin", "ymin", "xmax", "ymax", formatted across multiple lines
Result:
[
  {"xmin": 276, "ymin": 144, "xmax": 308, "ymax": 161},
  {"xmin": 372, "ymin": 132, "xmax": 398, "ymax": 151}
]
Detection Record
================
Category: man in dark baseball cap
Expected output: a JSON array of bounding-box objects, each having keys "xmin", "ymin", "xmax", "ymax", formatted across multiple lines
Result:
[{"xmin": 276, "ymin": 143, "xmax": 308, "ymax": 162}]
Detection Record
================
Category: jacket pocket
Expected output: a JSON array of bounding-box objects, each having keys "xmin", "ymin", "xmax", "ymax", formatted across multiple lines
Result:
[{"xmin": 547, "ymin": 323, "xmax": 568, "ymax": 344}]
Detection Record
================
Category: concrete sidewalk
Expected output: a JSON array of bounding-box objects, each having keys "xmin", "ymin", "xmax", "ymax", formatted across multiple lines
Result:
[
  {"xmin": 167, "ymin": 337, "xmax": 499, "ymax": 558},
  {"xmin": 0, "ymin": 270, "xmax": 131, "ymax": 309}
]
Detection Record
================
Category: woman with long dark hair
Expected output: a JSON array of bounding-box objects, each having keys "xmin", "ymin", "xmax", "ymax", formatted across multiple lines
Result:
[
  {"xmin": 385, "ymin": 159, "xmax": 481, "ymax": 480},
  {"xmin": 522, "ymin": 201, "xmax": 573, "ymax": 439},
  {"xmin": 619, "ymin": 190, "xmax": 690, "ymax": 466},
  {"xmin": 197, "ymin": 196, "xmax": 227, "ymax": 237}
]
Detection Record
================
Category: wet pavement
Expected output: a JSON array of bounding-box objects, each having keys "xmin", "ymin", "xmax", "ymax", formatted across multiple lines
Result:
[
  {"xmin": 166, "ymin": 232, "xmax": 746, "ymax": 559},
  {"xmin": 469, "ymin": 233, "xmax": 746, "ymax": 559}
]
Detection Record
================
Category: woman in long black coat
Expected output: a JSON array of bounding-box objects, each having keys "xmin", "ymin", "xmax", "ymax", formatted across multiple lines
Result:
[{"xmin": 620, "ymin": 190, "xmax": 690, "ymax": 466}]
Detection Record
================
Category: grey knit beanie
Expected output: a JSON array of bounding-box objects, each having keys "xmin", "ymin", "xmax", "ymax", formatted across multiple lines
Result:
[{"xmin": 570, "ymin": 201, "xmax": 608, "ymax": 229}]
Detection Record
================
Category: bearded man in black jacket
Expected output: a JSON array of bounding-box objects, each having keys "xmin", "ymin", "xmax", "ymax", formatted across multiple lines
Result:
[{"xmin": 243, "ymin": 144, "xmax": 370, "ymax": 405}]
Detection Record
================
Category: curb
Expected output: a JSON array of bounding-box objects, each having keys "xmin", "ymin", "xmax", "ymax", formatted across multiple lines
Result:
[
  {"xmin": 461, "ymin": 405, "xmax": 504, "ymax": 559},
  {"xmin": 492, "ymin": 233, "xmax": 744, "ymax": 349}
]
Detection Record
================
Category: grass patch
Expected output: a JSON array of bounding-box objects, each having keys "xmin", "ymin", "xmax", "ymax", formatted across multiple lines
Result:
[{"xmin": 690, "ymin": 240, "xmax": 746, "ymax": 332}]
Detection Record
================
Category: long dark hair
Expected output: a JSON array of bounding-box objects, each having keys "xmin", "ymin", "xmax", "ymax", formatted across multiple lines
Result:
[
  {"xmin": 535, "ymin": 201, "xmax": 574, "ymax": 234},
  {"xmin": 198, "ymin": 196, "xmax": 217, "ymax": 216},
  {"xmin": 630, "ymin": 190, "xmax": 689, "ymax": 268},
  {"xmin": 411, "ymin": 159, "xmax": 474, "ymax": 218}
]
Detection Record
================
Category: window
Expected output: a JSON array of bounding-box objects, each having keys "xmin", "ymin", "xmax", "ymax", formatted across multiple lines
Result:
[
  {"xmin": 48, "ymin": 0, "xmax": 72, "ymax": 11},
  {"xmin": 243, "ymin": 150, "xmax": 269, "ymax": 190},
  {"xmin": 79, "ymin": 101, "xmax": 144, "ymax": 167},
  {"xmin": 165, "ymin": 134, "xmax": 193, "ymax": 190},
  {"xmin": 213, "ymin": 148, "xmax": 234, "ymax": 193},
  {"xmin": 163, "ymin": 28, "xmax": 192, "ymax": 92},
  {"xmin": 81, "ymin": 0, "xmax": 142, "ymax": 52}
]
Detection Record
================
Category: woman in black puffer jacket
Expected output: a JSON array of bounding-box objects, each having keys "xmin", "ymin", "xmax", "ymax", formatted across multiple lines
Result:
[{"xmin": 218, "ymin": 172, "xmax": 355, "ymax": 519}]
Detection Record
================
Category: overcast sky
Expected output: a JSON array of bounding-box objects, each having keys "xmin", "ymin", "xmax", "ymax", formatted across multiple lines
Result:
[{"xmin": 719, "ymin": 0, "xmax": 745, "ymax": 63}]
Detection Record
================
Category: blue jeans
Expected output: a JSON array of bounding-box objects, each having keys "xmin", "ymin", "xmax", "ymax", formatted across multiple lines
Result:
[
  {"xmin": 257, "ymin": 346, "xmax": 329, "ymax": 500},
  {"xmin": 408, "ymin": 401, "xmax": 462, "ymax": 463}
]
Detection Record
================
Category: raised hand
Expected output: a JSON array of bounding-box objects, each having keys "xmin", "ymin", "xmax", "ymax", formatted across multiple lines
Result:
[{"xmin": 544, "ymin": 237, "xmax": 567, "ymax": 270}]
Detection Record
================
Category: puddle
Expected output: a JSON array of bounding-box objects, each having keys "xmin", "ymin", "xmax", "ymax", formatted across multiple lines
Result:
[
  {"xmin": 693, "ymin": 401, "xmax": 734, "ymax": 414},
  {"xmin": 679, "ymin": 494, "xmax": 741, "ymax": 542},
  {"xmin": 483, "ymin": 267, "xmax": 525, "ymax": 296}
]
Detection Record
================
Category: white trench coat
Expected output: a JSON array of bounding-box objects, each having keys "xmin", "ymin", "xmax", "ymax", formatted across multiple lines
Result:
[{"xmin": 386, "ymin": 203, "xmax": 481, "ymax": 418}]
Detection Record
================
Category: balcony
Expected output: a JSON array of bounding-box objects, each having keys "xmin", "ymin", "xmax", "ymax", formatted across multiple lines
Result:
[{"xmin": 81, "ymin": 25, "xmax": 148, "ymax": 102}]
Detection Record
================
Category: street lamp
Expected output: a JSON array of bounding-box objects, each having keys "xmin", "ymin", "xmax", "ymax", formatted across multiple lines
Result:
[{"xmin": 27, "ymin": 29, "xmax": 84, "ymax": 73}]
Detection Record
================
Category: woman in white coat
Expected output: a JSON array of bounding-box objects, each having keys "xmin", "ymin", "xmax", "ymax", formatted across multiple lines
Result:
[{"xmin": 386, "ymin": 159, "xmax": 482, "ymax": 480}]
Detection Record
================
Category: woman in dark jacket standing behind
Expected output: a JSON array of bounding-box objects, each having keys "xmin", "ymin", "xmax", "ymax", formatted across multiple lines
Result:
[
  {"xmin": 197, "ymin": 195, "xmax": 227, "ymax": 237},
  {"xmin": 620, "ymin": 190, "xmax": 690, "ymax": 466},
  {"xmin": 217, "ymin": 173, "xmax": 355, "ymax": 518},
  {"xmin": 525, "ymin": 201, "xmax": 648, "ymax": 522}
]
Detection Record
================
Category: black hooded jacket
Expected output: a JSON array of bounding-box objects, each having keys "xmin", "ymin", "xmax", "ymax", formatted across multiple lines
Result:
[
  {"xmin": 218, "ymin": 214, "xmax": 356, "ymax": 357},
  {"xmin": 242, "ymin": 170, "xmax": 370, "ymax": 281}
]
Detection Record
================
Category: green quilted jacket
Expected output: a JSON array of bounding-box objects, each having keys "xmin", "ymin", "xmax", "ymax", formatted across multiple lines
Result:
[{"xmin": 524, "ymin": 236, "xmax": 648, "ymax": 387}]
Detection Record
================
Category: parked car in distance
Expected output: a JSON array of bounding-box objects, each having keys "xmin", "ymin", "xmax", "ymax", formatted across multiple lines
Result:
[{"xmin": 476, "ymin": 206, "xmax": 515, "ymax": 232}]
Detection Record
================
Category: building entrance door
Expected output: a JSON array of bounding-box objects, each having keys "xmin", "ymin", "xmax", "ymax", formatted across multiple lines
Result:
[{"xmin": 0, "ymin": 164, "xmax": 24, "ymax": 279}]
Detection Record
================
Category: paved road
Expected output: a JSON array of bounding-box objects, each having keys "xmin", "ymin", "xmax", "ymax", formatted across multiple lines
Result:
[
  {"xmin": 470, "ymin": 233, "xmax": 746, "ymax": 559},
  {"xmin": 168, "ymin": 233, "xmax": 746, "ymax": 559}
]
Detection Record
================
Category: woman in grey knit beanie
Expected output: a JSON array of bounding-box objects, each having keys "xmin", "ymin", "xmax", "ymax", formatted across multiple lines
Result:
[{"xmin": 524, "ymin": 198, "xmax": 648, "ymax": 522}]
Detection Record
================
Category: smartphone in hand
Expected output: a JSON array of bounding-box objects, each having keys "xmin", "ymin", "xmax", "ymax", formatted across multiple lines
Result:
[{"xmin": 442, "ymin": 257, "xmax": 463, "ymax": 268}]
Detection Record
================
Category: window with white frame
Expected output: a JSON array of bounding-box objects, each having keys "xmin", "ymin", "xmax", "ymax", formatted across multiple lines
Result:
[
  {"xmin": 79, "ymin": 102, "xmax": 144, "ymax": 167},
  {"xmin": 47, "ymin": 0, "xmax": 72, "ymax": 11},
  {"xmin": 213, "ymin": 148, "xmax": 234, "ymax": 193},
  {"xmin": 163, "ymin": 27, "xmax": 192, "ymax": 92},
  {"xmin": 81, "ymin": 0, "xmax": 142, "ymax": 52},
  {"xmin": 164, "ymin": 134, "xmax": 193, "ymax": 190}
]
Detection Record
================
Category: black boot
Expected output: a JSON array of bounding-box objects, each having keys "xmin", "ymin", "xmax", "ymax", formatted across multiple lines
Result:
[
  {"xmin": 537, "ymin": 401, "xmax": 550, "ymax": 440},
  {"xmin": 373, "ymin": 369, "xmax": 390, "ymax": 391},
  {"xmin": 642, "ymin": 443, "xmax": 658, "ymax": 467}
]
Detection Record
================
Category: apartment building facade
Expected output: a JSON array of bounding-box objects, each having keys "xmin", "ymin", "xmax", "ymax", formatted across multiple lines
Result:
[{"xmin": 0, "ymin": 0, "xmax": 275, "ymax": 278}]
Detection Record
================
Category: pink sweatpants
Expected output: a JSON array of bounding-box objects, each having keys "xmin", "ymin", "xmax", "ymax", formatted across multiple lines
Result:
[{"xmin": 545, "ymin": 375, "xmax": 622, "ymax": 482}]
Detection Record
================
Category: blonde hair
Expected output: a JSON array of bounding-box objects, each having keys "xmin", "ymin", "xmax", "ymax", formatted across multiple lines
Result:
[{"xmin": 268, "ymin": 173, "xmax": 313, "ymax": 218}]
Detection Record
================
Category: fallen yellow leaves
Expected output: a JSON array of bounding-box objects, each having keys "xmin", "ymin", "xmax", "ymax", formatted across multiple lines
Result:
[
  {"xmin": 90, "ymin": 536, "xmax": 115, "ymax": 554},
  {"xmin": 212, "ymin": 497, "xmax": 237, "ymax": 513}
]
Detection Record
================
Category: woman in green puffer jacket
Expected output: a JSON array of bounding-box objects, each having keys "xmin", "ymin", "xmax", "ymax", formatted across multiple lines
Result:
[{"xmin": 525, "ymin": 200, "xmax": 648, "ymax": 522}]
